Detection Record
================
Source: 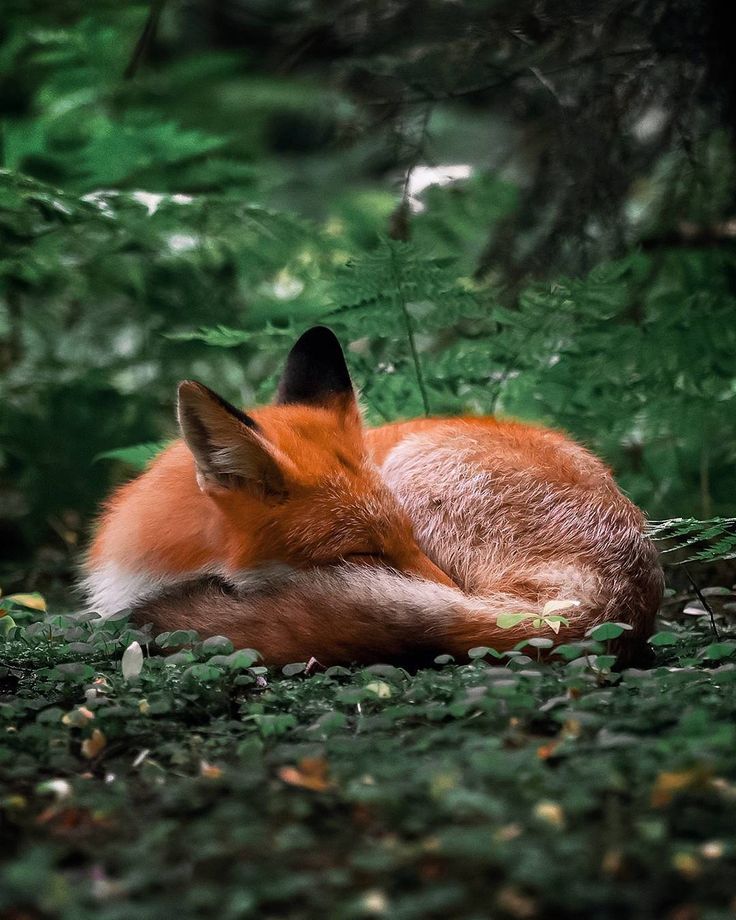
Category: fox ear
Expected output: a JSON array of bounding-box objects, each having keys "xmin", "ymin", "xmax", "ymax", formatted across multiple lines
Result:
[
  {"xmin": 177, "ymin": 381, "xmax": 286, "ymax": 496},
  {"xmin": 276, "ymin": 326, "xmax": 356, "ymax": 410}
]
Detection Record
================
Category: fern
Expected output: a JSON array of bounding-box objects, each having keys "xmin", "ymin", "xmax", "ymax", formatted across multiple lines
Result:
[
  {"xmin": 324, "ymin": 238, "xmax": 490, "ymax": 418},
  {"xmin": 328, "ymin": 238, "xmax": 482, "ymax": 330},
  {"xmin": 647, "ymin": 518, "xmax": 736, "ymax": 563},
  {"xmin": 166, "ymin": 324, "xmax": 296, "ymax": 348},
  {"xmin": 94, "ymin": 442, "xmax": 171, "ymax": 470},
  {"xmin": 165, "ymin": 237, "xmax": 491, "ymax": 419}
]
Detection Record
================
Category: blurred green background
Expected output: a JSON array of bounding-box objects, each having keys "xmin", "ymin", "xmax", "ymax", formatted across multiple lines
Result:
[{"xmin": 1, "ymin": 0, "xmax": 735, "ymax": 593}]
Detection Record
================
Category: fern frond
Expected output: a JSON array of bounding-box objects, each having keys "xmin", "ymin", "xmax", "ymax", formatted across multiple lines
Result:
[
  {"xmin": 94, "ymin": 442, "xmax": 170, "ymax": 470},
  {"xmin": 165, "ymin": 324, "xmax": 296, "ymax": 348},
  {"xmin": 647, "ymin": 517, "xmax": 736, "ymax": 563}
]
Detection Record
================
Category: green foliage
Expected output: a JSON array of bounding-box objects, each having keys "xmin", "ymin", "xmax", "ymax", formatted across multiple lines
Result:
[
  {"xmin": 0, "ymin": 7, "xmax": 320, "ymax": 195},
  {"xmin": 586, "ymin": 623, "xmax": 632, "ymax": 641},
  {"xmin": 649, "ymin": 518, "xmax": 736, "ymax": 563},
  {"xmin": 488, "ymin": 253, "xmax": 736, "ymax": 518},
  {"xmin": 2, "ymin": 2, "xmax": 735, "ymax": 582},
  {"xmin": 2, "ymin": 602, "xmax": 736, "ymax": 918},
  {"xmin": 648, "ymin": 631, "xmax": 679, "ymax": 647},
  {"xmin": 0, "ymin": 170, "xmax": 326, "ymax": 559},
  {"xmin": 93, "ymin": 441, "xmax": 170, "ymax": 470}
]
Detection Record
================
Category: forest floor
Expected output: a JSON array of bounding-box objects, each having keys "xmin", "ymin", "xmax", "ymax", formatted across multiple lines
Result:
[{"xmin": 1, "ymin": 580, "xmax": 736, "ymax": 919}]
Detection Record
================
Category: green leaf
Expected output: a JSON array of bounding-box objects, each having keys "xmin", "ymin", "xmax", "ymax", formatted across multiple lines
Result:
[
  {"xmin": 53, "ymin": 662, "xmax": 95, "ymax": 681},
  {"xmin": 527, "ymin": 637, "xmax": 555, "ymax": 649},
  {"xmin": 648, "ymin": 631, "xmax": 680, "ymax": 647},
  {"xmin": 226, "ymin": 649, "xmax": 262, "ymax": 669},
  {"xmin": 0, "ymin": 614, "xmax": 18, "ymax": 637},
  {"xmin": 495, "ymin": 613, "xmax": 533, "ymax": 630},
  {"xmin": 467, "ymin": 646, "xmax": 503, "ymax": 659},
  {"xmin": 701, "ymin": 641, "xmax": 736, "ymax": 661},
  {"xmin": 201, "ymin": 636, "xmax": 235, "ymax": 656},
  {"xmin": 155, "ymin": 630, "xmax": 199, "ymax": 648},
  {"xmin": 648, "ymin": 518, "xmax": 736, "ymax": 563},
  {"xmin": 553, "ymin": 641, "xmax": 604, "ymax": 660},
  {"xmin": 182, "ymin": 664, "xmax": 224, "ymax": 683},
  {"xmin": 94, "ymin": 441, "xmax": 169, "ymax": 469},
  {"xmin": 282, "ymin": 662, "xmax": 306, "ymax": 677},
  {"xmin": 165, "ymin": 325, "xmax": 258, "ymax": 347},
  {"xmin": 586, "ymin": 623, "xmax": 628, "ymax": 641}
]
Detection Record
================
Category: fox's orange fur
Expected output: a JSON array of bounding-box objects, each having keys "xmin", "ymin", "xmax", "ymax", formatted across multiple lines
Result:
[{"xmin": 83, "ymin": 327, "xmax": 663, "ymax": 666}]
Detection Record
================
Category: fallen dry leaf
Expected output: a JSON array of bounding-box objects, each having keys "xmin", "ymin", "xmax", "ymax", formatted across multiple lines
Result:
[
  {"xmin": 601, "ymin": 848, "xmax": 624, "ymax": 877},
  {"xmin": 651, "ymin": 766, "xmax": 711, "ymax": 808},
  {"xmin": 81, "ymin": 729, "xmax": 107, "ymax": 760},
  {"xmin": 536, "ymin": 741, "xmax": 559, "ymax": 760},
  {"xmin": 533, "ymin": 800, "xmax": 565, "ymax": 829},
  {"xmin": 36, "ymin": 806, "xmax": 113, "ymax": 835},
  {"xmin": 360, "ymin": 890, "xmax": 388, "ymax": 914},
  {"xmin": 200, "ymin": 761, "xmax": 223, "ymax": 779},
  {"xmin": 62, "ymin": 707, "xmax": 95, "ymax": 727},
  {"xmin": 278, "ymin": 756, "xmax": 332, "ymax": 792},
  {"xmin": 5, "ymin": 592, "xmax": 47, "ymax": 611},
  {"xmin": 365, "ymin": 680, "xmax": 392, "ymax": 698},
  {"xmin": 495, "ymin": 823, "xmax": 523, "ymax": 842},
  {"xmin": 496, "ymin": 885, "xmax": 537, "ymax": 919},
  {"xmin": 672, "ymin": 852, "xmax": 701, "ymax": 879}
]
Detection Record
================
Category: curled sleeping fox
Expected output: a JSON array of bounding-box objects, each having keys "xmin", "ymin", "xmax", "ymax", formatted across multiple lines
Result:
[{"xmin": 83, "ymin": 326, "xmax": 663, "ymax": 666}]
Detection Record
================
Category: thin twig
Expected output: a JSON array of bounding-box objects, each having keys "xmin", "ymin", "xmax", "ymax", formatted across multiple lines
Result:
[
  {"xmin": 0, "ymin": 659, "xmax": 39, "ymax": 673},
  {"xmin": 385, "ymin": 105, "xmax": 434, "ymax": 414},
  {"xmin": 684, "ymin": 565, "xmax": 720, "ymax": 640},
  {"xmin": 488, "ymin": 306, "xmax": 561, "ymax": 412},
  {"xmin": 388, "ymin": 244, "xmax": 431, "ymax": 416},
  {"xmin": 363, "ymin": 46, "xmax": 656, "ymax": 107},
  {"xmin": 124, "ymin": 0, "xmax": 167, "ymax": 80},
  {"xmin": 389, "ymin": 103, "xmax": 433, "ymax": 241}
]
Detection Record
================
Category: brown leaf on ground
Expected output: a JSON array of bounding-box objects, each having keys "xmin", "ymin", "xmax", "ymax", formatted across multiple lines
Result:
[
  {"xmin": 81, "ymin": 729, "xmax": 107, "ymax": 760},
  {"xmin": 278, "ymin": 756, "xmax": 333, "ymax": 792},
  {"xmin": 36, "ymin": 806, "xmax": 113, "ymax": 836},
  {"xmin": 651, "ymin": 766, "xmax": 712, "ymax": 808}
]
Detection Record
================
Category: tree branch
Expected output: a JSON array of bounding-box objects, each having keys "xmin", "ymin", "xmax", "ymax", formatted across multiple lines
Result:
[{"xmin": 124, "ymin": 0, "xmax": 167, "ymax": 80}]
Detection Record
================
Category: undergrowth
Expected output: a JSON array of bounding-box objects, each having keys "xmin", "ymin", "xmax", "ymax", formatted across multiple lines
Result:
[{"xmin": 1, "ymin": 583, "xmax": 736, "ymax": 919}]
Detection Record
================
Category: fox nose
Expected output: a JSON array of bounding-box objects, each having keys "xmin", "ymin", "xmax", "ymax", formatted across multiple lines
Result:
[{"xmin": 402, "ymin": 549, "xmax": 457, "ymax": 588}]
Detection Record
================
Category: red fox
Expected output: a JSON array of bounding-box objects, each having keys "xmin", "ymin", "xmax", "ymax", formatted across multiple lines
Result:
[{"xmin": 83, "ymin": 326, "xmax": 663, "ymax": 666}]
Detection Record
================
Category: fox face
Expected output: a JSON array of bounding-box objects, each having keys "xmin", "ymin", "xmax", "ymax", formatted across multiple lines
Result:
[{"xmin": 177, "ymin": 327, "xmax": 452, "ymax": 586}]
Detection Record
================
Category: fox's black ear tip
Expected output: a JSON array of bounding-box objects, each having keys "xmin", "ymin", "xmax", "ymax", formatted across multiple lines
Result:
[
  {"xmin": 276, "ymin": 326, "xmax": 353, "ymax": 406},
  {"xmin": 293, "ymin": 325, "xmax": 341, "ymax": 351},
  {"xmin": 300, "ymin": 325, "xmax": 335, "ymax": 337},
  {"xmin": 288, "ymin": 325, "xmax": 347, "ymax": 367}
]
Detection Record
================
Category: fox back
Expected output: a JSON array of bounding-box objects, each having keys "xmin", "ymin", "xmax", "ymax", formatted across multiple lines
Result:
[{"xmin": 368, "ymin": 416, "xmax": 663, "ymax": 638}]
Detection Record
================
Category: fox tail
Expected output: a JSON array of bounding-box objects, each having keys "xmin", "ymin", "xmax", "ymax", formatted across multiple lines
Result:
[{"xmin": 133, "ymin": 562, "xmax": 662, "ymax": 668}]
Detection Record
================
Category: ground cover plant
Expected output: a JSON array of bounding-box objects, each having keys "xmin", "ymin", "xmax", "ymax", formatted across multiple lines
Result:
[
  {"xmin": 2, "ymin": 579, "xmax": 736, "ymax": 919},
  {"xmin": 2, "ymin": 1, "xmax": 736, "ymax": 917}
]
